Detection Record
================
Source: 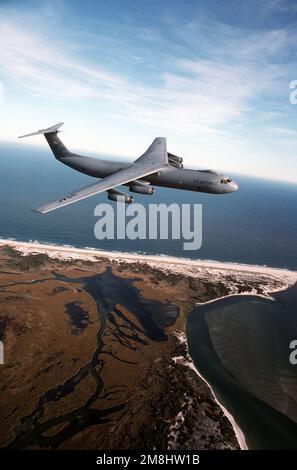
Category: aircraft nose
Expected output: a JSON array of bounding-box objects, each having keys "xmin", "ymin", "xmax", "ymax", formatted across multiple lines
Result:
[{"xmin": 231, "ymin": 181, "xmax": 238, "ymax": 192}]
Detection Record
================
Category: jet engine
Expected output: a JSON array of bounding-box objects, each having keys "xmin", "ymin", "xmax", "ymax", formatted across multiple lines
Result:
[
  {"xmin": 129, "ymin": 184, "xmax": 155, "ymax": 194},
  {"xmin": 107, "ymin": 189, "xmax": 133, "ymax": 203},
  {"xmin": 168, "ymin": 152, "xmax": 183, "ymax": 169}
]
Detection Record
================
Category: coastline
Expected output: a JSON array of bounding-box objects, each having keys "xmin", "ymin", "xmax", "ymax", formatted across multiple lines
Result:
[
  {"xmin": 1, "ymin": 237, "xmax": 296, "ymax": 450},
  {"xmin": 0, "ymin": 238, "xmax": 296, "ymax": 286},
  {"xmin": 173, "ymin": 332, "xmax": 248, "ymax": 450}
]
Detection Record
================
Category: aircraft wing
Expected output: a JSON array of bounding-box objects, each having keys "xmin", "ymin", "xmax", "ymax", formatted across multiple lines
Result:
[{"xmin": 34, "ymin": 137, "xmax": 167, "ymax": 214}]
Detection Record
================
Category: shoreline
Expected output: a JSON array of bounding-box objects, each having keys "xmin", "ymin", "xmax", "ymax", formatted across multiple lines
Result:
[
  {"xmin": 191, "ymin": 361, "xmax": 248, "ymax": 450},
  {"xmin": 0, "ymin": 238, "xmax": 296, "ymax": 285},
  {"xmin": 173, "ymin": 332, "xmax": 248, "ymax": 450}
]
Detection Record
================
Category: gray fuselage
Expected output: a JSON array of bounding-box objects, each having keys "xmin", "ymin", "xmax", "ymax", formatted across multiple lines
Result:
[{"xmin": 45, "ymin": 133, "xmax": 238, "ymax": 195}]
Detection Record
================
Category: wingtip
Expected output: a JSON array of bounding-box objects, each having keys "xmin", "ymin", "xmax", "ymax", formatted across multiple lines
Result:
[{"xmin": 32, "ymin": 208, "xmax": 46, "ymax": 215}]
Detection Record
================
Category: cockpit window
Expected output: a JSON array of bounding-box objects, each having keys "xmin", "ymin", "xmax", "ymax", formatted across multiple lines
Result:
[{"xmin": 220, "ymin": 178, "xmax": 232, "ymax": 184}]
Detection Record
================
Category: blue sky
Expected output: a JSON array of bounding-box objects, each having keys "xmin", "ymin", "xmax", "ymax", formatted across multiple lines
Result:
[{"xmin": 0, "ymin": 0, "xmax": 297, "ymax": 182}]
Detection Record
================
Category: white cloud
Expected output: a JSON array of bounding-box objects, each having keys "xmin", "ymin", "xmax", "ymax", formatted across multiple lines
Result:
[
  {"xmin": 0, "ymin": 23, "xmax": 126, "ymax": 100},
  {"xmin": 267, "ymin": 126, "xmax": 297, "ymax": 136},
  {"xmin": 0, "ymin": 10, "xmax": 288, "ymax": 137}
]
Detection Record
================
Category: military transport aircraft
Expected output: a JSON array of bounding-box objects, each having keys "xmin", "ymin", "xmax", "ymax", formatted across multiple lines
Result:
[{"xmin": 18, "ymin": 122, "xmax": 238, "ymax": 214}]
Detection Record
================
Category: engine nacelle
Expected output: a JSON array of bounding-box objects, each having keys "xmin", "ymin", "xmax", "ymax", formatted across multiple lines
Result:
[
  {"xmin": 107, "ymin": 190, "xmax": 133, "ymax": 203},
  {"xmin": 168, "ymin": 152, "xmax": 183, "ymax": 164},
  {"xmin": 129, "ymin": 184, "xmax": 155, "ymax": 195},
  {"xmin": 168, "ymin": 152, "xmax": 183, "ymax": 169},
  {"xmin": 169, "ymin": 161, "xmax": 183, "ymax": 169}
]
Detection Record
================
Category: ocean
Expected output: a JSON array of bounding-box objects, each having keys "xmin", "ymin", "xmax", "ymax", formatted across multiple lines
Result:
[
  {"xmin": 0, "ymin": 142, "xmax": 296, "ymax": 270},
  {"xmin": 188, "ymin": 284, "xmax": 297, "ymax": 449}
]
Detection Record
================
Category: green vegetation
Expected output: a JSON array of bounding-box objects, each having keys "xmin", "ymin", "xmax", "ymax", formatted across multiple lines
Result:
[
  {"xmin": 2, "ymin": 245, "xmax": 21, "ymax": 258},
  {"xmin": 1, "ymin": 245, "xmax": 103, "ymax": 271},
  {"xmin": 2, "ymin": 244, "xmax": 52, "ymax": 270},
  {"xmin": 9, "ymin": 253, "xmax": 49, "ymax": 271}
]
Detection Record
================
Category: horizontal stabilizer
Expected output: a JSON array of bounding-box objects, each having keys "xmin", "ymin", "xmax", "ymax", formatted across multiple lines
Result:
[{"xmin": 18, "ymin": 122, "xmax": 64, "ymax": 138}]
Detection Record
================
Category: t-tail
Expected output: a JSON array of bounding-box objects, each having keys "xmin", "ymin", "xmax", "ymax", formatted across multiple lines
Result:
[{"xmin": 18, "ymin": 122, "xmax": 70, "ymax": 160}]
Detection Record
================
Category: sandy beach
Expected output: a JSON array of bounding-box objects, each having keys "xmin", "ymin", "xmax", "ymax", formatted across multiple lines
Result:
[
  {"xmin": 173, "ymin": 332, "xmax": 248, "ymax": 450},
  {"xmin": 0, "ymin": 238, "xmax": 296, "ymax": 287}
]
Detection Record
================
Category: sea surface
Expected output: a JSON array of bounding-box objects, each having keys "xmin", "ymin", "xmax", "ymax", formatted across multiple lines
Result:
[
  {"xmin": 1, "ymin": 141, "xmax": 297, "ymax": 449},
  {"xmin": 0, "ymin": 142, "xmax": 296, "ymax": 270},
  {"xmin": 187, "ymin": 283, "xmax": 297, "ymax": 449}
]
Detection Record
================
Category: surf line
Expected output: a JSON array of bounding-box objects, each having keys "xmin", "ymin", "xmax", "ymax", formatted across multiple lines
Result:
[{"xmin": 174, "ymin": 331, "xmax": 248, "ymax": 450}]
